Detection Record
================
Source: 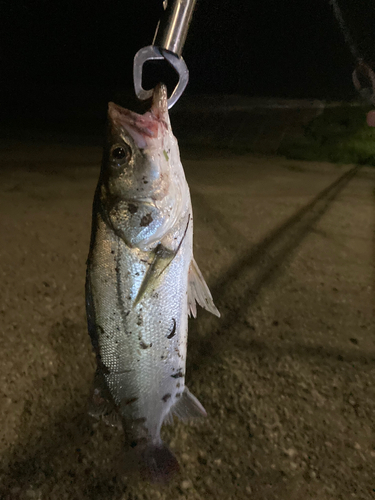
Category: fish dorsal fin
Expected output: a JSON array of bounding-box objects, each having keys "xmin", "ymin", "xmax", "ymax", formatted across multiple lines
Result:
[
  {"xmin": 165, "ymin": 387, "xmax": 207, "ymax": 424},
  {"xmin": 88, "ymin": 370, "xmax": 122, "ymax": 429},
  {"xmin": 188, "ymin": 259, "xmax": 220, "ymax": 318}
]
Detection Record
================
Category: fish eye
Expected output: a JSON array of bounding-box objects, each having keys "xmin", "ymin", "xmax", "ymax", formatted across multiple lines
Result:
[{"xmin": 111, "ymin": 144, "xmax": 131, "ymax": 163}]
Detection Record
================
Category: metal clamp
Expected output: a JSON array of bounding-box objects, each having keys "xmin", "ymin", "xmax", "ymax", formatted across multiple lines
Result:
[
  {"xmin": 133, "ymin": 0, "xmax": 196, "ymax": 109},
  {"xmin": 133, "ymin": 46, "xmax": 189, "ymax": 109},
  {"xmin": 352, "ymin": 60, "xmax": 375, "ymax": 105}
]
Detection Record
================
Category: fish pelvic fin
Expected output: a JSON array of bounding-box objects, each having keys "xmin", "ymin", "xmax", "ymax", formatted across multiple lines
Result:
[{"xmin": 188, "ymin": 258, "xmax": 220, "ymax": 318}]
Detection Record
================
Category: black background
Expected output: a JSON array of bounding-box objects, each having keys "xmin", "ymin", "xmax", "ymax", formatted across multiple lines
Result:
[{"xmin": 1, "ymin": 0, "xmax": 375, "ymax": 124}]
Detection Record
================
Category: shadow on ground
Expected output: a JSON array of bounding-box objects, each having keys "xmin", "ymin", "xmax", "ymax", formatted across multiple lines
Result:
[{"xmin": 189, "ymin": 165, "xmax": 373, "ymax": 370}]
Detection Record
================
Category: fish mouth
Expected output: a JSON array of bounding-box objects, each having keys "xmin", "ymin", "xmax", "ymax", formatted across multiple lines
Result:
[
  {"xmin": 108, "ymin": 84, "xmax": 169, "ymax": 149},
  {"xmin": 125, "ymin": 197, "xmax": 155, "ymax": 206}
]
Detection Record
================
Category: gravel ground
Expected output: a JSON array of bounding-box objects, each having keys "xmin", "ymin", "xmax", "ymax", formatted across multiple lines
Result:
[{"xmin": 0, "ymin": 140, "xmax": 374, "ymax": 500}]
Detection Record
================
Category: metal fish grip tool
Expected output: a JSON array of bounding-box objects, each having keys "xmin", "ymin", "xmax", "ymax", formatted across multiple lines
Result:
[
  {"xmin": 133, "ymin": 0, "xmax": 197, "ymax": 109},
  {"xmin": 330, "ymin": 0, "xmax": 375, "ymax": 105}
]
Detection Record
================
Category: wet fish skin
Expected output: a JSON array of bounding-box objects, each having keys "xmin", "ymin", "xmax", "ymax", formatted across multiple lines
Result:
[{"xmin": 85, "ymin": 84, "xmax": 219, "ymax": 482}]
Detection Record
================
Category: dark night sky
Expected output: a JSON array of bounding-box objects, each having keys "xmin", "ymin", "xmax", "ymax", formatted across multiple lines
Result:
[{"xmin": 1, "ymin": 0, "xmax": 375, "ymax": 125}]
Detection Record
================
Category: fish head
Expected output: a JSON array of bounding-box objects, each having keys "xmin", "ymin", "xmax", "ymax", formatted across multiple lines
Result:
[
  {"xmin": 99, "ymin": 84, "xmax": 189, "ymax": 249},
  {"xmin": 104, "ymin": 85, "xmax": 171, "ymax": 201}
]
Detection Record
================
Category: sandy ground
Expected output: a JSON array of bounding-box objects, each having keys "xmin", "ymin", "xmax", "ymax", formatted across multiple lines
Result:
[{"xmin": 0, "ymin": 141, "xmax": 374, "ymax": 500}]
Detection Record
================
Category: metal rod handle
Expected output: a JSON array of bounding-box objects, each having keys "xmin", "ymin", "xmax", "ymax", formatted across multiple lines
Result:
[{"xmin": 153, "ymin": 0, "xmax": 197, "ymax": 57}]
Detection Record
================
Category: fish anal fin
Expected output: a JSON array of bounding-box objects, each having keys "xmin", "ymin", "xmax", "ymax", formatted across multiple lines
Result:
[
  {"xmin": 162, "ymin": 410, "xmax": 175, "ymax": 426},
  {"xmin": 166, "ymin": 387, "xmax": 207, "ymax": 423},
  {"xmin": 188, "ymin": 258, "xmax": 220, "ymax": 318}
]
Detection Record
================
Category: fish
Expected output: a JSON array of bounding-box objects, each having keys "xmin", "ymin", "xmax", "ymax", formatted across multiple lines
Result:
[{"xmin": 85, "ymin": 83, "xmax": 220, "ymax": 482}]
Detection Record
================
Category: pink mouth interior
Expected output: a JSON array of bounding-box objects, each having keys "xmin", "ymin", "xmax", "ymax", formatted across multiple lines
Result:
[
  {"xmin": 108, "ymin": 85, "xmax": 168, "ymax": 149},
  {"xmin": 108, "ymin": 104, "xmax": 160, "ymax": 149}
]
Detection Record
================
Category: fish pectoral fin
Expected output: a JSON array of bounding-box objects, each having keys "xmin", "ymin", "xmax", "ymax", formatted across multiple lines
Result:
[
  {"xmin": 134, "ymin": 215, "xmax": 191, "ymax": 307},
  {"xmin": 167, "ymin": 387, "xmax": 207, "ymax": 423},
  {"xmin": 188, "ymin": 258, "xmax": 220, "ymax": 318},
  {"xmin": 134, "ymin": 244, "xmax": 175, "ymax": 306},
  {"xmin": 88, "ymin": 370, "xmax": 122, "ymax": 430}
]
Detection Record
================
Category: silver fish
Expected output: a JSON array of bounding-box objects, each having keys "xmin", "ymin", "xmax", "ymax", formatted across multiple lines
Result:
[{"xmin": 85, "ymin": 84, "xmax": 219, "ymax": 482}]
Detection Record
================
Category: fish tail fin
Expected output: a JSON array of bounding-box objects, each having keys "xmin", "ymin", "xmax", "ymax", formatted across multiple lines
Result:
[{"xmin": 138, "ymin": 443, "xmax": 180, "ymax": 483}]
